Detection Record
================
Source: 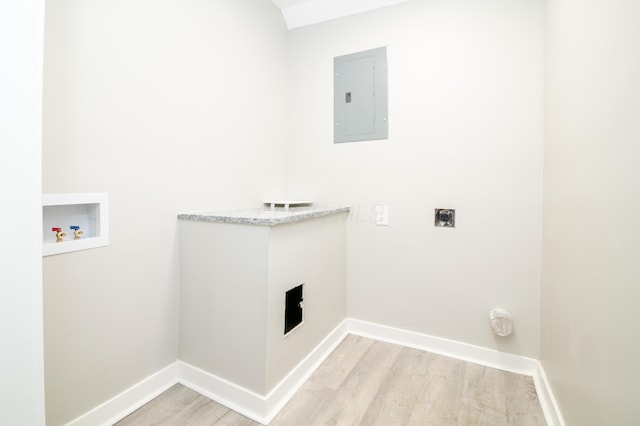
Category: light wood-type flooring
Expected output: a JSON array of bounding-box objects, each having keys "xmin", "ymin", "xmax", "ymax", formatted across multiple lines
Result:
[{"xmin": 116, "ymin": 335, "xmax": 546, "ymax": 426}]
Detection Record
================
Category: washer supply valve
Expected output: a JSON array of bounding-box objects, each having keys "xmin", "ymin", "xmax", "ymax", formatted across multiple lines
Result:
[
  {"xmin": 70, "ymin": 225, "xmax": 84, "ymax": 240},
  {"xmin": 52, "ymin": 227, "xmax": 67, "ymax": 243}
]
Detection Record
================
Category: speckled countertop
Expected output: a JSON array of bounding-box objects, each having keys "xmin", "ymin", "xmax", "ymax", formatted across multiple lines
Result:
[{"xmin": 178, "ymin": 205, "xmax": 350, "ymax": 226}]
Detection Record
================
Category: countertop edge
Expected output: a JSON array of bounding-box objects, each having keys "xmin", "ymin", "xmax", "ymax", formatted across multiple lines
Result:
[{"xmin": 178, "ymin": 206, "xmax": 350, "ymax": 226}]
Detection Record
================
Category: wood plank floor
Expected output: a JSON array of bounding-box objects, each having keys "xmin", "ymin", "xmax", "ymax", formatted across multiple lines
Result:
[{"xmin": 115, "ymin": 335, "xmax": 546, "ymax": 425}]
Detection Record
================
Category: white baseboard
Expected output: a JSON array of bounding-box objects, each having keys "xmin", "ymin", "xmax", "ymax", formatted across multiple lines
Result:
[
  {"xmin": 179, "ymin": 319, "xmax": 348, "ymax": 425},
  {"xmin": 65, "ymin": 362, "xmax": 178, "ymax": 426},
  {"xmin": 66, "ymin": 318, "xmax": 564, "ymax": 426},
  {"xmin": 262, "ymin": 320, "xmax": 349, "ymax": 423},
  {"xmin": 177, "ymin": 361, "xmax": 268, "ymax": 423},
  {"xmin": 347, "ymin": 318, "xmax": 539, "ymax": 375},
  {"xmin": 346, "ymin": 318, "xmax": 564, "ymax": 426},
  {"xmin": 532, "ymin": 361, "xmax": 566, "ymax": 426}
]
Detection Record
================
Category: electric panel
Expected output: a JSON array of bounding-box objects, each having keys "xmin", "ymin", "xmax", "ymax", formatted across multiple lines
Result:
[{"xmin": 334, "ymin": 46, "xmax": 388, "ymax": 143}]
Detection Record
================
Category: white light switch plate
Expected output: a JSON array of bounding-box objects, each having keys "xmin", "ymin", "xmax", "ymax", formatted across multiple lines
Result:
[{"xmin": 375, "ymin": 205, "xmax": 389, "ymax": 226}]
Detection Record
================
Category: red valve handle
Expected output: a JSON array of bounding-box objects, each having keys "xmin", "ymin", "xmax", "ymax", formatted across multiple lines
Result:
[{"xmin": 52, "ymin": 227, "xmax": 62, "ymax": 232}]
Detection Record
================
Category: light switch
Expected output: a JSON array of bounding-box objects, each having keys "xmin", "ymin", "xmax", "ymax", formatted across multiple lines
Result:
[{"xmin": 376, "ymin": 205, "xmax": 389, "ymax": 226}]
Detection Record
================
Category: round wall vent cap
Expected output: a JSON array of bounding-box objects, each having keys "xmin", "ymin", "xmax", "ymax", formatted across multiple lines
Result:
[{"xmin": 490, "ymin": 308, "xmax": 514, "ymax": 337}]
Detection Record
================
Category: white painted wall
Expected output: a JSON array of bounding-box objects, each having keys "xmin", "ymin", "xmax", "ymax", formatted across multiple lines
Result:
[
  {"xmin": 0, "ymin": 1, "xmax": 46, "ymax": 425},
  {"xmin": 42, "ymin": 0, "xmax": 288, "ymax": 424},
  {"xmin": 285, "ymin": 0, "xmax": 544, "ymax": 357},
  {"xmin": 542, "ymin": 0, "xmax": 640, "ymax": 424},
  {"xmin": 37, "ymin": 0, "xmax": 640, "ymax": 422}
]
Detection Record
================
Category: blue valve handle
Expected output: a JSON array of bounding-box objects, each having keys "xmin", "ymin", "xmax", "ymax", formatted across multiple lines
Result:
[{"xmin": 70, "ymin": 226, "xmax": 80, "ymax": 230}]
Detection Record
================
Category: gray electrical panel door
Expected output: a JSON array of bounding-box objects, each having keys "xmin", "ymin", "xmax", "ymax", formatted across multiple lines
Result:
[{"xmin": 334, "ymin": 46, "xmax": 388, "ymax": 143}]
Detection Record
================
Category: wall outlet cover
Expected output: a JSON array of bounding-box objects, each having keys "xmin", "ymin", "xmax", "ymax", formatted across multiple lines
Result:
[{"xmin": 376, "ymin": 205, "xmax": 389, "ymax": 226}]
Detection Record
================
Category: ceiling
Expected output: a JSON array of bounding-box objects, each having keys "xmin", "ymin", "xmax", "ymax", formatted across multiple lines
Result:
[
  {"xmin": 270, "ymin": 0, "xmax": 306, "ymax": 8},
  {"xmin": 269, "ymin": 0, "xmax": 410, "ymax": 29}
]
